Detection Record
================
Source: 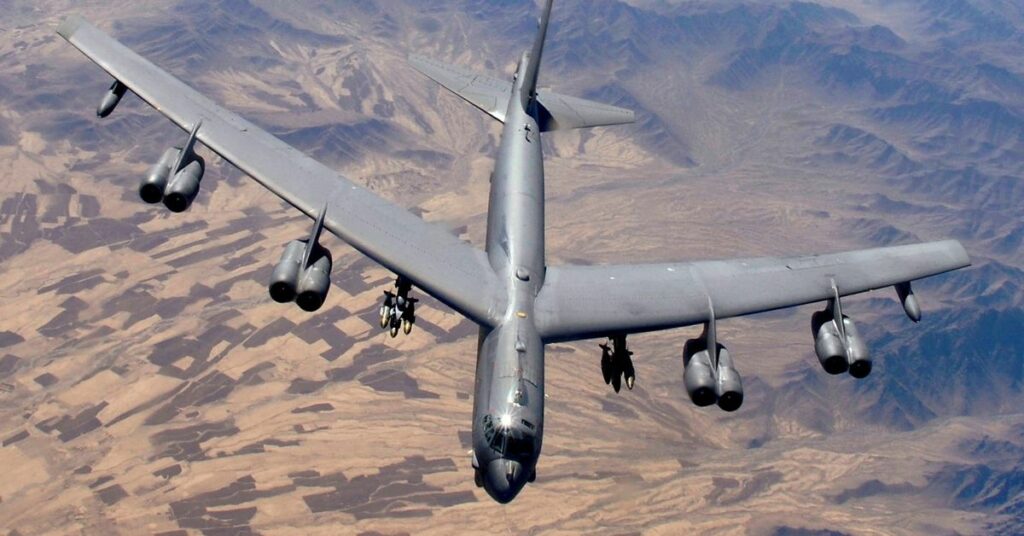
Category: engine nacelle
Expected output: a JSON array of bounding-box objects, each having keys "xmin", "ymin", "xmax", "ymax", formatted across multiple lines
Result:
[
  {"xmin": 897, "ymin": 282, "xmax": 921, "ymax": 323},
  {"xmin": 812, "ymin": 310, "xmax": 872, "ymax": 378},
  {"xmin": 163, "ymin": 157, "xmax": 205, "ymax": 213},
  {"xmin": 268, "ymin": 240, "xmax": 305, "ymax": 303},
  {"xmin": 715, "ymin": 347, "xmax": 744, "ymax": 413},
  {"xmin": 842, "ymin": 316, "xmax": 872, "ymax": 379},
  {"xmin": 139, "ymin": 148, "xmax": 180, "ymax": 204},
  {"xmin": 97, "ymin": 80, "xmax": 127, "ymax": 118},
  {"xmin": 683, "ymin": 339, "xmax": 745, "ymax": 411},
  {"xmin": 296, "ymin": 247, "xmax": 333, "ymax": 312},
  {"xmin": 812, "ymin": 310, "xmax": 847, "ymax": 375},
  {"xmin": 268, "ymin": 241, "xmax": 333, "ymax": 312},
  {"xmin": 683, "ymin": 338, "xmax": 718, "ymax": 408}
]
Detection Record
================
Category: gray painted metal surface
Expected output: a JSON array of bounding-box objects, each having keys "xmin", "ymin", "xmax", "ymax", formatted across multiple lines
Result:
[
  {"xmin": 57, "ymin": 15, "xmax": 504, "ymax": 328},
  {"xmin": 57, "ymin": 0, "xmax": 970, "ymax": 504},
  {"xmin": 535, "ymin": 240, "xmax": 970, "ymax": 343},
  {"xmin": 407, "ymin": 54, "xmax": 635, "ymax": 131}
]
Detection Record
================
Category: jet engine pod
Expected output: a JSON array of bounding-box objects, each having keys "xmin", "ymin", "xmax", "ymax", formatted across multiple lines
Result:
[
  {"xmin": 715, "ymin": 346, "xmax": 743, "ymax": 412},
  {"xmin": 139, "ymin": 148, "xmax": 181, "ymax": 204},
  {"xmin": 296, "ymin": 247, "xmax": 333, "ymax": 312},
  {"xmin": 812, "ymin": 309, "xmax": 848, "ymax": 375},
  {"xmin": 841, "ymin": 316, "xmax": 872, "ymax": 379},
  {"xmin": 163, "ymin": 156, "xmax": 205, "ymax": 213},
  {"xmin": 683, "ymin": 338, "xmax": 717, "ymax": 407},
  {"xmin": 268, "ymin": 240, "xmax": 306, "ymax": 303},
  {"xmin": 97, "ymin": 80, "xmax": 128, "ymax": 118},
  {"xmin": 897, "ymin": 282, "xmax": 921, "ymax": 323}
]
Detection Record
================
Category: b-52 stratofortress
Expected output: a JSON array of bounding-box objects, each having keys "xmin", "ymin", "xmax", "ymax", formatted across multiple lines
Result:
[{"xmin": 58, "ymin": 0, "xmax": 969, "ymax": 503}]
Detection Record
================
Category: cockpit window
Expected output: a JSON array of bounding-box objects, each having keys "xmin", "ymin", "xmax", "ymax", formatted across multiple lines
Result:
[
  {"xmin": 501, "ymin": 433, "xmax": 534, "ymax": 458},
  {"xmin": 482, "ymin": 414, "xmax": 535, "ymax": 459},
  {"xmin": 489, "ymin": 429, "xmax": 534, "ymax": 458}
]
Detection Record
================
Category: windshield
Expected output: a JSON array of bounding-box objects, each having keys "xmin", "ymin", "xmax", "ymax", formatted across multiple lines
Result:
[{"xmin": 482, "ymin": 414, "xmax": 535, "ymax": 459}]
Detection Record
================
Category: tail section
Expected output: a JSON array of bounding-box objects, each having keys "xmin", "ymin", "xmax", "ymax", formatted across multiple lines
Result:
[
  {"xmin": 408, "ymin": 54, "xmax": 511, "ymax": 123},
  {"xmin": 409, "ymin": 0, "xmax": 635, "ymax": 131},
  {"xmin": 535, "ymin": 91, "xmax": 635, "ymax": 131},
  {"xmin": 520, "ymin": 0, "xmax": 555, "ymax": 98}
]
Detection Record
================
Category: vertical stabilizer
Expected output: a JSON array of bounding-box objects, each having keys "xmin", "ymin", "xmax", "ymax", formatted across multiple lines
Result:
[
  {"xmin": 411, "ymin": 0, "xmax": 633, "ymax": 131},
  {"xmin": 520, "ymin": 0, "xmax": 554, "ymax": 99}
]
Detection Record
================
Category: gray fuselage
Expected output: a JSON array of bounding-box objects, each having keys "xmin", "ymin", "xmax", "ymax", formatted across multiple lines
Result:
[{"xmin": 472, "ymin": 55, "xmax": 547, "ymax": 503}]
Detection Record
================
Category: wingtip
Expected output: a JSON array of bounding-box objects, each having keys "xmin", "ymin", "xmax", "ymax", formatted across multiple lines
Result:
[
  {"xmin": 56, "ymin": 14, "xmax": 87, "ymax": 40},
  {"xmin": 950, "ymin": 239, "xmax": 972, "ymax": 268},
  {"xmin": 407, "ymin": 53, "xmax": 429, "ymax": 65},
  {"xmin": 935, "ymin": 239, "xmax": 971, "ymax": 269},
  {"xmin": 407, "ymin": 53, "xmax": 428, "ymax": 71}
]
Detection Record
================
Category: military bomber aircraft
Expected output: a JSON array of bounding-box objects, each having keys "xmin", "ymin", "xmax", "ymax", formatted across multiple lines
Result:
[{"xmin": 57, "ymin": 0, "xmax": 970, "ymax": 503}]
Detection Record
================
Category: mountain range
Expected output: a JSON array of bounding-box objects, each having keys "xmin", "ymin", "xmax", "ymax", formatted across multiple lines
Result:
[{"xmin": 0, "ymin": 0, "xmax": 1021, "ymax": 534}]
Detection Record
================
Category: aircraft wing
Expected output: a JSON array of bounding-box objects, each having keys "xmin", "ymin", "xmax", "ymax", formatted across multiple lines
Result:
[
  {"xmin": 534, "ymin": 240, "xmax": 970, "ymax": 343},
  {"xmin": 408, "ymin": 54, "xmax": 512, "ymax": 123},
  {"xmin": 58, "ymin": 16, "xmax": 505, "ymax": 326}
]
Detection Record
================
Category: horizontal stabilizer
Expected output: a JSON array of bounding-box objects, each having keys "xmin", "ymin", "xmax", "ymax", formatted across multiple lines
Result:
[
  {"xmin": 409, "ymin": 54, "xmax": 634, "ymax": 131},
  {"xmin": 535, "ymin": 91, "xmax": 635, "ymax": 132},
  {"xmin": 408, "ymin": 54, "xmax": 511, "ymax": 124}
]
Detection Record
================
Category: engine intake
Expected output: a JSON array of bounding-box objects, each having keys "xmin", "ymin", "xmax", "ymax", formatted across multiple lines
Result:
[
  {"xmin": 683, "ymin": 339, "xmax": 744, "ymax": 412},
  {"xmin": 139, "ymin": 148, "xmax": 180, "ymax": 204},
  {"xmin": 297, "ymin": 248, "xmax": 333, "ymax": 312},
  {"xmin": 137, "ymin": 147, "xmax": 205, "ymax": 212},
  {"xmin": 812, "ymin": 310, "xmax": 847, "ymax": 375},
  {"xmin": 812, "ymin": 310, "xmax": 872, "ymax": 379},
  {"xmin": 268, "ymin": 240, "xmax": 333, "ymax": 312},
  {"xmin": 269, "ymin": 240, "xmax": 305, "ymax": 303},
  {"xmin": 163, "ymin": 157, "xmax": 205, "ymax": 213},
  {"xmin": 139, "ymin": 122, "xmax": 205, "ymax": 212},
  {"xmin": 683, "ymin": 338, "xmax": 717, "ymax": 407},
  {"xmin": 843, "ymin": 317, "xmax": 872, "ymax": 379},
  {"xmin": 715, "ymin": 347, "xmax": 744, "ymax": 413}
]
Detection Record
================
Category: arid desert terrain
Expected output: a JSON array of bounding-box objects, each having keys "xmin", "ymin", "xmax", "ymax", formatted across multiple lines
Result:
[{"xmin": 1, "ymin": 0, "xmax": 1023, "ymax": 534}]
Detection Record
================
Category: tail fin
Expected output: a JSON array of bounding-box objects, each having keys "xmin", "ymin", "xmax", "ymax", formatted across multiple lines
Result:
[
  {"xmin": 520, "ymin": 0, "xmax": 555, "ymax": 96},
  {"xmin": 410, "ymin": 1, "xmax": 635, "ymax": 131}
]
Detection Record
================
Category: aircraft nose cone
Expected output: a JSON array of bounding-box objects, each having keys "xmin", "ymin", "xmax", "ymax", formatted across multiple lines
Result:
[{"xmin": 483, "ymin": 458, "xmax": 527, "ymax": 504}]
